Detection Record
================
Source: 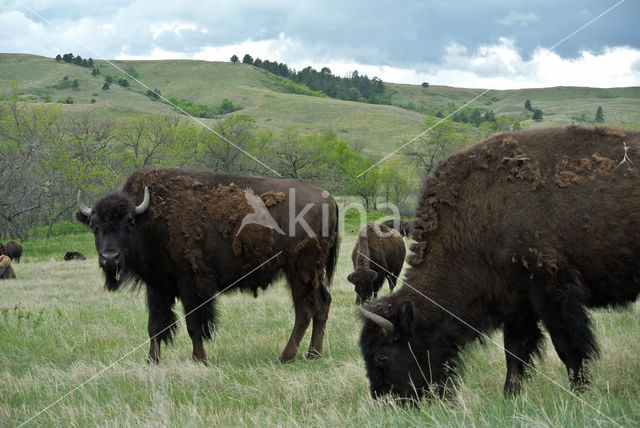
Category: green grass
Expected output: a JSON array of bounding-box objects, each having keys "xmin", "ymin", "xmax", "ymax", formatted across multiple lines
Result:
[{"xmin": 1, "ymin": 234, "xmax": 640, "ymax": 426}]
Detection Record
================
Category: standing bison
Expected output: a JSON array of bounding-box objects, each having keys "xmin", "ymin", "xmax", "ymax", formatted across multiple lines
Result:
[
  {"xmin": 77, "ymin": 168, "xmax": 339, "ymax": 363},
  {"xmin": 5, "ymin": 240, "xmax": 22, "ymax": 262},
  {"xmin": 348, "ymin": 222, "xmax": 405, "ymax": 304},
  {"xmin": 360, "ymin": 126, "xmax": 640, "ymax": 399}
]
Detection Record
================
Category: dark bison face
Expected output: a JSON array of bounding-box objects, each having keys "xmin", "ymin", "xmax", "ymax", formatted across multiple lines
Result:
[
  {"xmin": 76, "ymin": 188, "xmax": 152, "ymax": 290},
  {"xmin": 359, "ymin": 301, "xmax": 449, "ymax": 400},
  {"xmin": 348, "ymin": 269, "xmax": 378, "ymax": 304}
]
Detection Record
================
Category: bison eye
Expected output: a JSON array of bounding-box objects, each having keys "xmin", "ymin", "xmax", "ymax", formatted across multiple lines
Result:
[{"xmin": 374, "ymin": 353, "xmax": 388, "ymax": 366}]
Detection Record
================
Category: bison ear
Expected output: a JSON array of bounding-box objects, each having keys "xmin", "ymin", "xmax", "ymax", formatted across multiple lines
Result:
[
  {"xmin": 347, "ymin": 272, "xmax": 357, "ymax": 284},
  {"xmin": 75, "ymin": 211, "xmax": 90, "ymax": 226},
  {"xmin": 397, "ymin": 301, "xmax": 415, "ymax": 337}
]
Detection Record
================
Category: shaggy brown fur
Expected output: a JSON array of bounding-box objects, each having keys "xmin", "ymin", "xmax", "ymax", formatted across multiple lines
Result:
[
  {"xmin": 360, "ymin": 126, "xmax": 640, "ymax": 400},
  {"xmin": 348, "ymin": 222, "xmax": 406, "ymax": 304},
  {"xmin": 0, "ymin": 255, "xmax": 16, "ymax": 279},
  {"xmin": 5, "ymin": 241, "xmax": 22, "ymax": 262},
  {"xmin": 77, "ymin": 168, "xmax": 339, "ymax": 364}
]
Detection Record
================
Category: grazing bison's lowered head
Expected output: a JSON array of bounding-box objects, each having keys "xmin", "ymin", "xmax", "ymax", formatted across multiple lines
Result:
[
  {"xmin": 347, "ymin": 269, "xmax": 378, "ymax": 304},
  {"xmin": 359, "ymin": 298, "xmax": 456, "ymax": 400},
  {"xmin": 76, "ymin": 187, "xmax": 152, "ymax": 290}
]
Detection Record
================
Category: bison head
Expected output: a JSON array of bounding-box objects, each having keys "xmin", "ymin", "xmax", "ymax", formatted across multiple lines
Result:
[
  {"xmin": 359, "ymin": 299, "xmax": 456, "ymax": 401},
  {"xmin": 348, "ymin": 269, "xmax": 378, "ymax": 304},
  {"xmin": 76, "ymin": 187, "xmax": 152, "ymax": 290}
]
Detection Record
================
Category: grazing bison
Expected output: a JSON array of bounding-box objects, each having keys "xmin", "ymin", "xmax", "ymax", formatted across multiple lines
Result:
[
  {"xmin": 64, "ymin": 251, "xmax": 87, "ymax": 261},
  {"xmin": 381, "ymin": 219, "xmax": 413, "ymax": 237},
  {"xmin": 77, "ymin": 168, "xmax": 339, "ymax": 363},
  {"xmin": 0, "ymin": 255, "xmax": 16, "ymax": 279},
  {"xmin": 359, "ymin": 126, "xmax": 640, "ymax": 400},
  {"xmin": 348, "ymin": 222, "xmax": 406, "ymax": 304},
  {"xmin": 5, "ymin": 240, "xmax": 22, "ymax": 262}
]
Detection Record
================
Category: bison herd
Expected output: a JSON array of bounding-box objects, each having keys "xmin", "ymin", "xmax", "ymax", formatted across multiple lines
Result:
[{"xmin": 8, "ymin": 125, "xmax": 639, "ymax": 403}]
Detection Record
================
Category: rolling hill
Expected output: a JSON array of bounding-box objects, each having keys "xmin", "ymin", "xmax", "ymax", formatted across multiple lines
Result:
[{"xmin": 1, "ymin": 53, "xmax": 639, "ymax": 156}]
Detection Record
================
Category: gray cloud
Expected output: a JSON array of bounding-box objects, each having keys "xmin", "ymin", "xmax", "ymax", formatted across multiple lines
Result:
[{"xmin": 1, "ymin": 0, "xmax": 639, "ymax": 87}]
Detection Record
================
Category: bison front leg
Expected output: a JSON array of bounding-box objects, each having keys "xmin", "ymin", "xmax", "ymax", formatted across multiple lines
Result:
[
  {"xmin": 502, "ymin": 306, "xmax": 544, "ymax": 396},
  {"xmin": 147, "ymin": 287, "xmax": 178, "ymax": 364},
  {"xmin": 179, "ymin": 277, "xmax": 217, "ymax": 363}
]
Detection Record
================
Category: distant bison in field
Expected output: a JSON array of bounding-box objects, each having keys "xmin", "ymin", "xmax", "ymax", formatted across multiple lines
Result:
[
  {"xmin": 76, "ymin": 168, "xmax": 339, "ymax": 364},
  {"xmin": 360, "ymin": 126, "xmax": 640, "ymax": 400},
  {"xmin": 348, "ymin": 222, "xmax": 405, "ymax": 304},
  {"xmin": 5, "ymin": 240, "xmax": 22, "ymax": 262},
  {"xmin": 0, "ymin": 255, "xmax": 16, "ymax": 279},
  {"xmin": 64, "ymin": 251, "xmax": 87, "ymax": 261}
]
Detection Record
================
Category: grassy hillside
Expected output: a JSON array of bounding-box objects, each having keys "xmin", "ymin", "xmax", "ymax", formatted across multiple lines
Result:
[
  {"xmin": 1, "ymin": 53, "xmax": 639, "ymax": 158},
  {"xmin": 1, "ymin": 233, "xmax": 639, "ymax": 426},
  {"xmin": 389, "ymin": 83, "xmax": 640, "ymax": 128}
]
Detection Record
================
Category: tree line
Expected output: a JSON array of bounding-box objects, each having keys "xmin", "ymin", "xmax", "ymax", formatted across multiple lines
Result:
[
  {"xmin": 231, "ymin": 54, "xmax": 388, "ymax": 104},
  {"xmin": 0, "ymin": 85, "xmax": 434, "ymax": 239}
]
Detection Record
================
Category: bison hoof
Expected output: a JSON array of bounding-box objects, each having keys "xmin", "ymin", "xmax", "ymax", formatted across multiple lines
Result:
[
  {"xmin": 306, "ymin": 349, "xmax": 322, "ymax": 360},
  {"xmin": 279, "ymin": 354, "xmax": 296, "ymax": 363},
  {"xmin": 146, "ymin": 355, "xmax": 160, "ymax": 365}
]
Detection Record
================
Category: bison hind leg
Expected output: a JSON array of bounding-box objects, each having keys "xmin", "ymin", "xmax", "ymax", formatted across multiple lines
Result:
[
  {"xmin": 532, "ymin": 286, "xmax": 598, "ymax": 392},
  {"xmin": 307, "ymin": 283, "xmax": 332, "ymax": 359},
  {"xmin": 280, "ymin": 269, "xmax": 332, "ymax": 362}
]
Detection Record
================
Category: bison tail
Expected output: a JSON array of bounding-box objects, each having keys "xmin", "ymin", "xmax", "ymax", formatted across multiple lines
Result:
[{"xmin": 325, "ymin": 204, "xmax": 340, "ymax": 286}]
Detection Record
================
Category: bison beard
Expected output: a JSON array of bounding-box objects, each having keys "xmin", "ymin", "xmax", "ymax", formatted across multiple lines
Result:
[
  {"xmin": 77, "ymin": 168, "xmax": 339, "ymax": 364},
  {"xmin": 359, "ymin": 126, "xmax": 640, "ymax": 400}
]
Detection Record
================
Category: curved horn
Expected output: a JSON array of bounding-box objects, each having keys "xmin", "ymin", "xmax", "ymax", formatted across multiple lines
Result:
[
  {"xmin": 359, "ymin": 307, "xmax": 395, "ymax": 336},
  {"xmin": 77, "ymin": 190, "xmax": 92, "ymax": 217},
  {"xmin": 135, "ymin": 186, "xmax": 150, "ymax": 214}
]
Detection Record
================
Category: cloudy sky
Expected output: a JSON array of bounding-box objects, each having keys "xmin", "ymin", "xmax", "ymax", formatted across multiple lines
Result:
[{"xmin": 1, "ymin": 0, "xmax": 639, "ymax": 89}]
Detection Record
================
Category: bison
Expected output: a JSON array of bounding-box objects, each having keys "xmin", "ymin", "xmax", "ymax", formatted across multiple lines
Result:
[
  {"xmin": 64, "ymin": 251, "xmax": 87, "ymax": 261},
  {"xmin": 77, "ymin": 168, "xmax": 339, "ymax": 364},
  {"xmin": 380, "ymin": 219, "xmax": 413, "ymax": 237},
  {"xmin": 5, "ymin": 240, "xmax": 22, "ymax": 262},
  {"xmin": 0, "ymin": 255, "xmax": 16, "ymax": 279},
  {"xmin": 359, "ymin": 126, "xmax": 640, "ymax": 400},
  {"xmin": 348, "ymin": 222, "xmax": 406, "ymax": 304}
]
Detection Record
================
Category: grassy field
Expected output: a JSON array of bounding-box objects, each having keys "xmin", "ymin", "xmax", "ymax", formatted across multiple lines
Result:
[
  {"xmin": 1, "ymin": 231, "xmax": 640, "ymax": 426},
  {"xmin": 2, "ymin": 54, "xmax": 640, "ymax": 157}
]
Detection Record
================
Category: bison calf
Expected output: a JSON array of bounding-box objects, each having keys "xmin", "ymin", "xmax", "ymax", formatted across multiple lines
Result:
[
  {"xmin": 348, "ymin": 222, "xmax": 405, "ymax": 304},
  {"xmin": 360, "ymin": 126, "xmax": 640, "ymax": 400}
]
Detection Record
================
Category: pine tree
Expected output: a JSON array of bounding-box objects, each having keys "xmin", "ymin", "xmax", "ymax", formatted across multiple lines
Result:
[
  {"xmin": 595, "ymin": 106, "xmax": 604, "ymax": 123},
  {"xmin": 532, "ymin": 108, "xmax": 543, "ymax": 122}
]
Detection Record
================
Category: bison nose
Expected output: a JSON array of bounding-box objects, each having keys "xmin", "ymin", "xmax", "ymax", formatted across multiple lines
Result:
[{"xmin": 99, "ymin": 250, "xmax": 122, "ymax": 266}]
